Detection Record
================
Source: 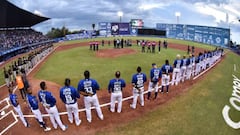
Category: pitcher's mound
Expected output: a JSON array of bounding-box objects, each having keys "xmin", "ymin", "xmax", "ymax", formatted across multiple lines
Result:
[{"xmin": 96, "ymin": 48, "xmax": 137, "ymax": 58}]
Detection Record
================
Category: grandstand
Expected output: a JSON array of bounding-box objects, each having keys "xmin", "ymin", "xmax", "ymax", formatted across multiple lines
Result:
[{"xmin": 0, "ymin": 0, "xmax": 52, "ymax": 62}]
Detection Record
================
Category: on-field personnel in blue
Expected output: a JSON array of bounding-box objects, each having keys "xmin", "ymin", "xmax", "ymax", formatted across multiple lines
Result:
[
  {"xmin": 60, "ymin": 78, "xmax": 81, "ymax": 126},
  {"xmin": 180, "ymin": 55, "xmax": 188, "ymax": 82},
  {"xmin": 26, "ymin": 89, "xmax": 51, "ymax": 132},
  {"xmin": 9, "ymin": 88, "xmax": 29, "ymax": 128},
  {"xmin": 172, "ymin": 54, "xmax": 182, "ymax": 86},
  {"xmin": 147, "ymin": 63, "xmax": 161, "ymax": 99},
  {"xmin": 161, "ymin": 60, "xmax": 173, "ymax": 93},
  {"xmin": 108, "ymin": 71, "xmax": 126, "ymax": 113},
  {"xmin": 130, "ymin": 66, "xmax": 147, "ymax": 109},
  {"xmin": 38, "ymin": 81, "xmax": 68, "ymax": 131},
  {"xmin": 77, "ymin": 70, "xmax": 104, "ymax": 123}
]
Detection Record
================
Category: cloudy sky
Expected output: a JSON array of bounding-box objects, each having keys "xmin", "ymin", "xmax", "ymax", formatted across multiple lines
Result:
[{"xmin": 9, "ymin": 0, "xmax": 240, "ymax": 43}]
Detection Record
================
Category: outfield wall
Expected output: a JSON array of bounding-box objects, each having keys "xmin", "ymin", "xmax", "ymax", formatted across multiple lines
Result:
[{"xmin": 156, "ymin": 23, "xmax": 230, "ymax": 47}]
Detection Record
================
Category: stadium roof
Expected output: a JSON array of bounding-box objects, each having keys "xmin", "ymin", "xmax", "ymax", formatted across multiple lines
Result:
[{"xmin": 0, "ymin": 0, "xmax": 50, "ymax": 28}]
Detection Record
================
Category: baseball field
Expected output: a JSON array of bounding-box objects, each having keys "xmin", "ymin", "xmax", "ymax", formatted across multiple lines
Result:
[{"xmin": 0, "ymin": 37, "xmax": 240, "ymax": 135}]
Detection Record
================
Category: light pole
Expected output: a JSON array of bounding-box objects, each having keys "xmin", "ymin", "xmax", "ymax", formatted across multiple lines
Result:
[
  {"xmin": 117, "ymin": 11, "xmax": 123, "ymax": 22},
  {"xmin": 175, "ymin": 12, "xmax": 181, "ymax": 24}
]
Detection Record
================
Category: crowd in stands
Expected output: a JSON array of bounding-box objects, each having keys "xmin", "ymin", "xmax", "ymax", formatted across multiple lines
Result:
[{"xmin": 0, "ymin": 29, "xmax": 49, "ymax": 52}]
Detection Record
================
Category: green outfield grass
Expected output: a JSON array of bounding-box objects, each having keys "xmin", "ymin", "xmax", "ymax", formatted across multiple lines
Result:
[
  {"xmin": 97, "ymin": 52, "xmax": 240, "ymax": 135},
  {"xmin": 34, "ymin": 45, "xmax": 185, "ymax": 88}
]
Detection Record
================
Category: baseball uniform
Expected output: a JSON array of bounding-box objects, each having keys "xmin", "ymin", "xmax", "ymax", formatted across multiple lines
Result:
[
  {"xmin": 161, "ymin": 64, "xmax": 173, "ymax": 93},
  {"xmin": 108, "ymin": 78, "xmax": 126, "ymax": 113},
  {"xmin": 60, "ymin": 86, "xmax": 81, "ymax": 126},
  {"xmin": 172, "ymin": 59, "xmax": 183, "ymax": 85},
  {"xmin": 38, "ymin": 90, "xmax": 67, "ymax": 131},
  {"xmin": 77, "ymin": 78, "xmax": 104, "ymax": 123},
  {"xmin": 147, "ymin": 64, "xmax": 161, "ymax": 99}
]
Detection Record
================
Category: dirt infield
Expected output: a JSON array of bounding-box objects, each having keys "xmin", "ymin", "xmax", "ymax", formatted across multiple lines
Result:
[{"xmin": 0, "ymin": 41, "xmax": 219, "ymax": 135}]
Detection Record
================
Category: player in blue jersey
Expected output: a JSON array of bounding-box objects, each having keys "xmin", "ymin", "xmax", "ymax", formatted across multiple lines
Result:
[
  {"xmin": 161, "ymin": 60, "xmax": 173, "ymax": 93},
  {"xmin": 108, "ymin": 71, "xmax": 126, "ymax": 113},
  {"xmin": 9, "ymin": 88, "xmax": 29, "ymax": 127},
  {"xmin": 180, "ymin": 55, "xmax": 188, "ymax": 82},
  {"xmin": 38, "ymin": 81, "xmax": 68, "ymax": 131},
  {"xmin": 195, "ymin": 53, "xmax": 202, "ymax": 76},
  {"xmin": 26, "ymin": 88, "xmax": 51, "ymax": 131},
  {"xmin": 186, "ymin": 54, "xmax": 192, "ymax": 80},
  {"xmin": 130, "ymin": 66, "xmax": 147, "ymax": 109},
  {"xmin": 60, "ymin": 78, "xmax": 81, "ymax": 126},
  {"xmin": 172, "ymin": 54, "xmax": 183, "ymax": 85},
  {"xmin": 77, "ymin": 70, "xmax": 104, "ymax": 123},
  {"xmin": 147, "ymin": 63, "xmax": 161, "ymax": 100}
]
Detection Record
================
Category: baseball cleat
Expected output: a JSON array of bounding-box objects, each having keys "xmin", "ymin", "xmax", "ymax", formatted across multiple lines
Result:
[
  {"xmin": 76, "ymin": 120, "xmax": 82, "ymax": 126},
  {"xmin": 62, "ymin": 125, "xmax": 68, "ymax": 131},
  {"xmin": 44, "ymin": 127, "xmax": 51, "ymax": 132}
]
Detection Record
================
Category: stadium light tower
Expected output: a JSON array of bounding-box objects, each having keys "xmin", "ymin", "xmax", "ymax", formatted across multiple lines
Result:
[
  {"xmin": 117, "ymin": 11, "xmax": 123, "ymax": 22},
  {"xmin": 175, "ymin": 12, "xmax": 181, "ymax": 24}
]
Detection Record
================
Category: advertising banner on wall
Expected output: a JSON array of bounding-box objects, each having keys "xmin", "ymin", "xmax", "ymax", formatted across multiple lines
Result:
[{"xmin": 156, "ymin": 23, "xmax": 230, "ymax": 47}]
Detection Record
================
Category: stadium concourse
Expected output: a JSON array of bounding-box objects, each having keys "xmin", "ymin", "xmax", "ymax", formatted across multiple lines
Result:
[{"xmin": 0, "ymin": 40, "xmax": 224, "ymax": 134}]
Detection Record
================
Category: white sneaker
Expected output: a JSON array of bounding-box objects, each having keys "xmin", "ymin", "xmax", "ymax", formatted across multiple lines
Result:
[
  {"xmin": 87, "ymin": 119, "xmax": 92, "ymax": 123},
  {"xmin": 76, "ymin": 120, "xmax": 82, "ymax": 126},
  {"xmin": 68, "ymin": 119, "xmax": 73, "ymax": 124},
  {"xmin": 44, "ymin": 127, "xmax": 51, "ymax": 132},
  {"xmin": 62, "ymin": 125, "xmax": 68, "ymax": 131},
  {"xmin": 130, "ymin": 104, "xmax": 135, "ymax": 109},
  {"xmin": 99, "ymin": 115, "xmax": 104, "ymax": 120}
]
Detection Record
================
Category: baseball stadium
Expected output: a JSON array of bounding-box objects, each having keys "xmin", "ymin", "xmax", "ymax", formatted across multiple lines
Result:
[{"xmin": 0, "ymin": 0, "xmax": 240, "ymax": 135}]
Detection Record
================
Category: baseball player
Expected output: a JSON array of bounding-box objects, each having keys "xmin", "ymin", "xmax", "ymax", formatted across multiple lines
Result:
[
  {"xmin": 130, "ymin": 66, "xmax": 147, "ymax": 109},
  {"xmin": 194, "ymin": 53, "xmax": 202, "ymax": 76},
  {"xmin": 160, "ymin": 60, "xmax": 173, "ymax": 93},
  {"xmin": 186, "ymin": 54, "xmax": 193, "ymax": 80},
  {"xmin": 191, "ymin": 54, "xmax": 196, "ymax": 77},
  {"xmin": 60, "ymin": 78, "xmax": 81, "ymax": 126},
  {"xmin": 26, "ymin": 89, "xmax": 51, "ymax": 132},
  {"xmin": 141, "ymin": 40, "xmax": 145, "ymax": 53},
  {"xmin": 38, "ymin": 81, "xmax": 68, "ymax": 131},
  {"xmin": 180, "ymin": 55, "xmax": 188, "ymax": 82},
  {"xmin": 9, "ymin": 88, "xmax": 29, "ymax": 127},
  {"xmin": 108, "ymin": 71, "xmax": 126, "ymax": 113},
  {"xmin": 147, "ymin": 63, "xmax": 161, "ymax": 100},
  {"xmin": 147, "ymin": 41, "xmax": 151, "ymax": 53},
  {"xmin": 77, "ymin": 70, "xmax": 104, "ymax": 123},
  {"xmin": 172, "ymin": 54, "xmax": 183, "ymax": 86}
]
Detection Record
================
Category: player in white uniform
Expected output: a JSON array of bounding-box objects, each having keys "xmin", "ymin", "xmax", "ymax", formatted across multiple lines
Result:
[
  {"xmin": 77, "ymin": 70, "xmax": 104, "ymax": 123},
  {"xmin": 130, "ymin": 66, "xmax": 147, "ymax": 109},
  {"xmin": 108, "ymin": 71, "xmax": 126, "ymax": 113},
  {"xmin": 38, "ymin": 81, "xmax": 68, "ymax": 131},
  {"xmin": 180, "ymin": 55, "xmax": 188, "ymax": 82},
  {"xmin": 60, "ymin": 78, "xmax": 81, "ymax": 126},
  {"xmin": 9, "ymin": 88, "xmax": 29, "ymax": 128},
  {"xmin": 172, "ymin": 54, "xmax": 183, "ymax": 85},
  {"xmin": 147, "ymin": 63, "xmax": 161, "ymax": 100},
  {"xmin": 26, "ymin": 89, "xmax": 51, "ymax": 131},
  {"xmin": 186, "ymin": 54, "xmax": 193, "ymax": 80},
  {"xmin": 160, "ymin": 60, "xmax": 173, "ymax": 93}
]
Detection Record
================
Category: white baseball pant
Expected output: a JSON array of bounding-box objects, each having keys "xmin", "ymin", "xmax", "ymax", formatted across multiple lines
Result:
[
  {"xmin": 45, "ymin": 105, "xmax": 66, "ymax": 131},
  {"xmin": 83, "ymin": 94, "xmax": 104, "ymax": 123},
  {"xmin": 65, "ymin": 102, "xmax": 81, "ymax": 126},
  {"xmin": 13, "ymin": 105, "xmax": 28, "ymax": 127},
  {"xmin": 181, "ymin": 66, "xmax": 187, "ymax": 82},
  {"xmin": 110, "ymin": 92, "xmax": 122, "ymax": 113},
  {"xmin": 172, "ymin": 68, "xmax": 181, "ymax": 85},
  {"xmin": 131, "ymin": 87, "xmax": 144, "ymax": 109}
]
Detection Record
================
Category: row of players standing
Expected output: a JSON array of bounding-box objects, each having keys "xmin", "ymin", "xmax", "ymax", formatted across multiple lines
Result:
[
  {"xmin": 137, "ymin": 40, "xmax": 168, "ymax": 53},
  {"xmin": 89, "ymin": 39, "xmax": 132, "ymax": 51},
  {"xmin": 3, "ymin": 44, "xmax": 53, "ymax": 89}
]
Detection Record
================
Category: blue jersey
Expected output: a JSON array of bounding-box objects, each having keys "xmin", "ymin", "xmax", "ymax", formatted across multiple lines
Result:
[
  {"xmin": 27, "ymin": 94, "xmax": 39, "ymax": 110},
  {"xmin": 108, "ymin": 79, "xmax": 126, "ymax": 93},
  {"xmin": 38, "ymin": 90, "xmax": 56, "ymax": 107},
  {"xmin": 182, "ymin": 58, "xmax": 188, "ymax": 67},
  {"xmin": 186, "ymin": 58, "xmax": 191, "ymax": 66},
  {"xmin": 150, "ymin": 68, "xmax": 161, "ymax": 83},
  {"xmin": 161, "ymin": 64, "xmax": 173, "ymax": 74},
  {"xmin": 60, "ymin": 86, "xmax": 80, "ymax": 105},
  {"xmin": 132, "ymin": 73, "xmax": 147, "ymax": 88},
  {"xmin": 173, "ymin": 59, "xmax": 183, "ymax": 68},
  {"xmin": 77, "ymin": 79, "xmax": 99, "ymax": 95},
  {"xmin": 9, "ymin": 94, "xmax": 18, "ymax": 107},
  {"xmin": 199, "ymin": 55, "xmax": 204, "ymax": 61},
  {"xmin": 195, "ymin": 56, "xmax": 200, "ymax": 63}
]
